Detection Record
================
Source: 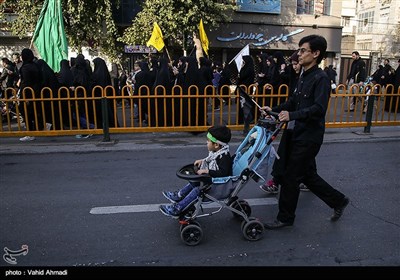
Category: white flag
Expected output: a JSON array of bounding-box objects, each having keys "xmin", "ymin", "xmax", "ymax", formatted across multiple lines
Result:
[{"xmin": 229, "ymin": 44, "xmax": 250, "ymax": 72}]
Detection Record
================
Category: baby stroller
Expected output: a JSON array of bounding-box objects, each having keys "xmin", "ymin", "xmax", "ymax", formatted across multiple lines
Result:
[{"xmin": 168, "ymin": 112, "xmax": 284, "ymax": 246}]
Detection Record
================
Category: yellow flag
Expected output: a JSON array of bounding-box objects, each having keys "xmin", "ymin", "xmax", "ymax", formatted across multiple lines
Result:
[
  {"xmin": 199, "ymin": 19, "xmax": 209, "ymax": 56},
  {"xmin": 146, "ymin": 22, "xmax": 165, "ymax": 52}
]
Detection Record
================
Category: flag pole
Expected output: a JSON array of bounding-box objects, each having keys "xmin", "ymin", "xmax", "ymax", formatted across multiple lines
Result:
[
  {"xmin": 164, "ymin": 46, "xmax": 172, "ymax": 63},
  {"xmin": 188, "ymin": 47, "xmax": 195, "ymax": 57}
]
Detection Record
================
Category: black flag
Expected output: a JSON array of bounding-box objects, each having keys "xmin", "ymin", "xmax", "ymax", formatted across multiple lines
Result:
[{"xmin": 237, "ymin": 86, "xmax": 255, "ymax": 124}]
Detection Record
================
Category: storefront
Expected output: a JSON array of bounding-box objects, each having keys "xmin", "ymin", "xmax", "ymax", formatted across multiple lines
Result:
[{"xmin": 208, "ymin": 23, "xmax": 342, "ymax": 66}]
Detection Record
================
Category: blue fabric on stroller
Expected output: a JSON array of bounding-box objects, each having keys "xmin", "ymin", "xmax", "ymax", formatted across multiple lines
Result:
[
  {"xmin": 206, "ymin": 124, "xmax": 276, "ymax": 200},
  {"xmin": 172, "ymin": 117, "xmax": 282, "ymax": 246}
]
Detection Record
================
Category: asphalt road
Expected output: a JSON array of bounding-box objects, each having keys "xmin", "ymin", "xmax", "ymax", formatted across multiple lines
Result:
[{"xmin": 1, "ymin": 140, "xmax": 399, "ymax": 272}]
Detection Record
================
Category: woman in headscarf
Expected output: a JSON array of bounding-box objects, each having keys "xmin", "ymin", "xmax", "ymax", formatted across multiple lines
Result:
[
  {"xmin": 237, "ymin": 55, "xmax": 255, "ymax": 134},
  {"xmin": 57, "ymin": 59, "xmax": 74, "ymax": 128},
  {"xmin": 92, "ymin": 57, "xmax": 118, "ymax": 128},
  {"xmin": 182, "ymin": 56, "xmax": 205, "ymax": 128},
  {"xmin": 36, "ymin": 59, "xmax": 61, "ymax": 129},
  {"xmin": 150, "ymin": 57, "xmax": 173, "ymax": 127},
  {"xmin": 71, "ymin": 54, "xmax": 94, "ymax": 130},
  {"xmin": 171, "ymin": 56, "xmax": 187, "ymax": 126},
  {"xmin": 18, "ymin": 48, "xmax": 42, "ymax": 141}
]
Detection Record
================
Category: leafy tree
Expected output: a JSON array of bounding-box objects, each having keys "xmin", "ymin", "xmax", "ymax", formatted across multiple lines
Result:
[
  {"xmin": 0, "ymin": 0, "xmax": 119, "ymax": 61},
  {"xmin": 119, "ymin": 0, "xmax": 236, "ymax": 55}
]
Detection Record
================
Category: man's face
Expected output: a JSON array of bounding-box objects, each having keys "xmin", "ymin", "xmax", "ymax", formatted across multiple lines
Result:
[
  {"xmin": 298, "ymin": 43, "xmax": 315, "ymax": 68},
  {"xmin": 351, "ymin": 53, "xmax": 358, "ymax": 60},
  {"xmin": 12, "ymin": 55, "xmax": 19, "ymax": 63}
]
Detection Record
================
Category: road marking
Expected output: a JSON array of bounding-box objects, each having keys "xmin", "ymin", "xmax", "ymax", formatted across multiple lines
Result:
[{"xmin": 90, "ymin": 197, "xmax": 277, "ymax": 215}]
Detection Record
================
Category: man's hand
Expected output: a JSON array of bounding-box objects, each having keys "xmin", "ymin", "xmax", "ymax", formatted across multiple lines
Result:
[
  {"xmin": 278, "ymin": 110, "xmax": 290, "ymax": 122},
  {"xmin": 260, "ymin": 106, "xmax": 272, "ymax": 117}
]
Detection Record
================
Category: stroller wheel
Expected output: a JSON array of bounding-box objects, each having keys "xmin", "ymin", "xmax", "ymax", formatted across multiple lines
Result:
[
  {"xmin": 230, "ymin": 200, "xmax": 251, "ymax": 220},
  {"xmin": 242, "ymin": 219, "xmax": 264, "ymax": 241},
  {"xmin": 180, "ymin": 224, "xmax": 203, "ymax": 246},
  {"xmin": 241, "ymin": 217, "xmax": 257, "ymax": 231}
]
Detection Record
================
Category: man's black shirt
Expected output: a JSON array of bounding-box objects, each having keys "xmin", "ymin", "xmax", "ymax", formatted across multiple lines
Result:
[{"xmin": 272, "ymin": 65, "xmax": 330, "ymax": 145}]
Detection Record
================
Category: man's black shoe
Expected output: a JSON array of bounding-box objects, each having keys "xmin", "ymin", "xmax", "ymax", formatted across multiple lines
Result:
[
  {"xmin": 331, "ymin": 197, "xmax": 350, "ymax": 222},
  {"xmin": 263, "ymin": 220, "xmax": 293, "ymax": 230}
]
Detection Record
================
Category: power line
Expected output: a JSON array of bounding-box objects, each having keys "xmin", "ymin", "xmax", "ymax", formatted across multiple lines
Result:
[{"xmin": 318, "ymin": 12, "xmax": 400, "ymax": 27}]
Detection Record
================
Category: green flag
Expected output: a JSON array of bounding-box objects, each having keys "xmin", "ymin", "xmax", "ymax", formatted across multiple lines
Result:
[{"xmin": 32, "ymin": 0, "xmax": 68, "ymax": 73}]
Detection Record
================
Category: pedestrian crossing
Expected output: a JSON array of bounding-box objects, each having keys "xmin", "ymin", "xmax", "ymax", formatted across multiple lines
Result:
[{"xmin": 89, "ymin": 197, "xmax": 277, "ymax": 215}]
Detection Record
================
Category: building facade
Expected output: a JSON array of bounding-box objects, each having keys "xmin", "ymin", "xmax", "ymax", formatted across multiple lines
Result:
[
  {"xmin": 341, "ymin": 0, "xmax": 400, "ymax": 81},
  {"xmin": 208, "ymin": 0, "xmax": 342, "ymax": 75}
]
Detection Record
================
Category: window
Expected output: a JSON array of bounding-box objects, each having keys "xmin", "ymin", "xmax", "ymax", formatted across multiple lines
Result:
[
  {"xmin": 341, "ymin": 17, "xmax": 350, "ymax": 27},
  {"xmin": 297, "ymin": 0, "xmax": 315, "ymax": 15},
  {"xmin": 297, "ymin": 0, "xmax": 331, "ymax": 15},
  {"xmin": 323, "ymin": 0, "xmax": 331, "ymax": 15},
  {"xmin": 357, "ymin": 11, "xmax": 374, "ymax": 33}
]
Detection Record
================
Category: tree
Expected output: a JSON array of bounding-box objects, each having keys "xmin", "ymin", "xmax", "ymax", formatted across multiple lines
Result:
[
  {"xmin": 0, "ymin": 0, "xmax": 119, "ymax": 61},
  {"xmin": 119, "ymin": 0, "xmax": 236, "ymax": 55}
]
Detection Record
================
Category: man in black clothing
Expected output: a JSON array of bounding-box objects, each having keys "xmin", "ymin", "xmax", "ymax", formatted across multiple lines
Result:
[
  {"xmin": 346, "ymin": 51, "xmax": 366, "ymax": 111},
  {"xmin": 0, "ymin": 58, "xmax": 18, "ymax": 94},
  {"xmin": 380, "ymin": 59, "xmax": 395, "ymax": 88},
  {"xmin": 395, "ymin": 59, "xmax": 400, "ymax": 92},
  {"xmin": 261, "ymin": 35, "xmax": 349, "ymax": 229}
]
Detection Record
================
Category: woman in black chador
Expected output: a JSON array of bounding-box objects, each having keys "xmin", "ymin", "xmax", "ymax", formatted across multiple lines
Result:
[
  {"xmin": 182, "ymin": 56, "xmax": 207, "ymax": 128},
  {"xmin": 150, "ymin": 57, "xmax": 173, "ymax": 127},
  {"xmin": 92, "ymin": 57, "xmax": 118, "ymax": 128},
  {"xmin": 237, "ymin": 55, "xmax": 255, "ymax": 134}
]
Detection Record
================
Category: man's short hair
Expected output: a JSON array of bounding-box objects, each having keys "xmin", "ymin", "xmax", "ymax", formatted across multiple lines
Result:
[{"xmin": 299, "ymin": 35, "xmax": 327, "ymax": 64}]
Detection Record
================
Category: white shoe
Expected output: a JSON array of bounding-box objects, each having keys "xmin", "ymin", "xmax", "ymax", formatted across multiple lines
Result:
[
  {"xmin": 45, "ymin": 123, "xmax": 52, "ymax": 130},
  {"xmin": 19, "ymin": 136, "xmax": 35, "ymax": 142},
  {"xmin": 76, "ymin": 134, "xmax": 93, "ymax": 139}
]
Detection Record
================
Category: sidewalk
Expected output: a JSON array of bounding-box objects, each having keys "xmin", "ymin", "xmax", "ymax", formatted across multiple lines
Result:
[{"xmin": 1, "ymin": 126, "xmax": 399, "ymax": 155}]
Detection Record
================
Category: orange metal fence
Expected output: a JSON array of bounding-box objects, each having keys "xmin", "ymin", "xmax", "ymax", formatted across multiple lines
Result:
[{"xmin": 1, "ymin": 83, "xmax": 399, "ymax": 138}]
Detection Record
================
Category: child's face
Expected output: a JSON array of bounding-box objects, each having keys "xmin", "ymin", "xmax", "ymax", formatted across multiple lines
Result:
[{"xmin": 207, "ymin": 139, "xmax": 220, "ymax": 152}]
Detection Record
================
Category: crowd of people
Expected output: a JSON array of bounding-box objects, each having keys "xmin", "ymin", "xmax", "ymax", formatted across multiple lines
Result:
[
  {"xmin": 346, "ymin": 52, "xmax": 400, "ymax": 113},
  {"xmin": 1, "ymin": 49, "xmax": 118, "ymax": 141},
  {"xmin": 1, "ymin": 40, "xmax": 399, "ymax": 142}
]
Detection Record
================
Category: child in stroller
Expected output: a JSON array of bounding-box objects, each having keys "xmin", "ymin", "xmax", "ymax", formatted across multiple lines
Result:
[
  {"xmin": 160, "ymin": 112, "xmax": 284, "ymax": 246},
  {"xmin": 160, "ymin": 124, "xmax": 233, "ymax": 218}
]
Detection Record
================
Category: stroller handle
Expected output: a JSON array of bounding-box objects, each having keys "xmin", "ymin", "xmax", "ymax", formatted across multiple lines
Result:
[{"xmin": 266, "ymin": 110, "xmax": 279, "ymax": 117}]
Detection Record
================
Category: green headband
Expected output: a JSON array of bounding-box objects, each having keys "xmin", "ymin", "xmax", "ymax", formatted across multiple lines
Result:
[{"xmin": 207, "ymin": 132, "xmax": 227, "ymax": 146}]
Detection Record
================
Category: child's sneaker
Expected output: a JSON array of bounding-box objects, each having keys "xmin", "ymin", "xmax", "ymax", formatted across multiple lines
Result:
[
  {"xmin": 162, "ymin": 191, "xmax": 182, "ymax": 203},
  {"xmin": 159, "ymin": 204, "xmax": 180, "ymax": 218},
  {"xmin": 259, "ymin": 180, "xmax": 279, "ymax": 194},
  {"xmin": 299, "ymin": 183, "xmax": 310, "ymax": 192}
]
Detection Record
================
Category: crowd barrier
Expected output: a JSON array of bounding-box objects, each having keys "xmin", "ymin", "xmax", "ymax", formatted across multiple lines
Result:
[{"xmin": 1, "ymin": 83, "xmax": 399, "ymax": 138}]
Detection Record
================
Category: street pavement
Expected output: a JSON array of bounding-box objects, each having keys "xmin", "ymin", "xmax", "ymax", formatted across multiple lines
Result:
[
  {"xmin": 0, "ymin": 125, "xmax": 399, "ymax": 155},
  {"xmin": 1, "ymin": 126, "xmax": 399, "ymax": 269}
]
